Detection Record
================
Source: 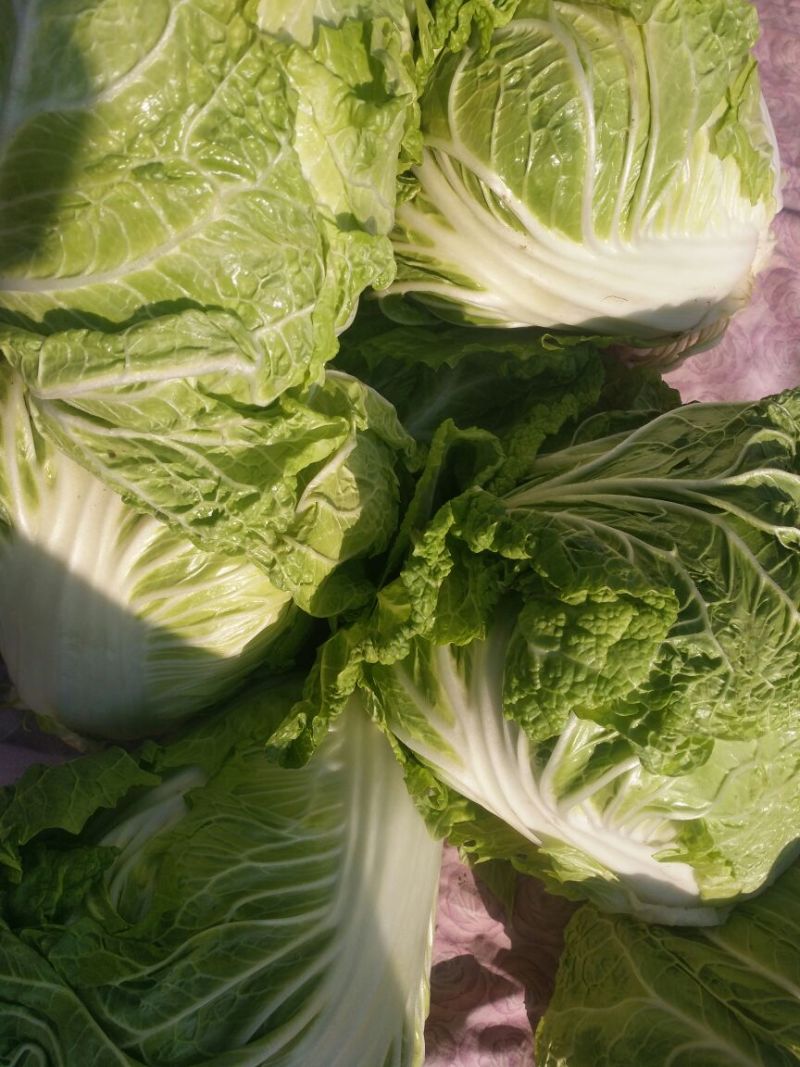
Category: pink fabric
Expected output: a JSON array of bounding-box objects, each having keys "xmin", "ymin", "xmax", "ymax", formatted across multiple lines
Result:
[
  {"xmin": 0, "ymin": 2, "xmax": 797, "ymax": 1063},
  {"xmin": 425, "ymin": 3, "xmax": 800, "ymax": 1061},
  {"xmin": 425, "ymin": 850, "xmax": 576, "ymax": 1066}
]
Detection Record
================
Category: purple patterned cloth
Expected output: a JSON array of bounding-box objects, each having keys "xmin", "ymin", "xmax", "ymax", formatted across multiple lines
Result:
[
  {"xmin": 0, "ymin": 2, "xmax": 798, "ymax": 1063},
  {"xmin": 425, "ymin": 851, "xmax": 576, "ymax": 1066}
]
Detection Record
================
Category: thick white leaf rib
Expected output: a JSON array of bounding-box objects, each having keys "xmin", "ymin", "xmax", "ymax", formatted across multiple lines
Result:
[
  {"xmin": 390, "ymin": 0, "xmax": 778, "ymax": 336},
  {"xmin": 85, "ymin": 701, "xmax": 441, "ymax": 1067},
  {"xmin": 0, "ymin": 368, "xmax": 297, "ymax": 738},
  {"xmin": 394, "ymin": 145, "xmax": 767, "ymax": 331},
  {"xmin": 388, "ymin": 644, "xmax": 709, "ymax": 922}
]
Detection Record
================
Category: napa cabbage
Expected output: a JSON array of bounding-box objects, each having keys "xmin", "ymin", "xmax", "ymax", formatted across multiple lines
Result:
[
  {"xmin": 0, "ymin": 352, "xmax": 416, "ymax": 737},
  {"xmin": 388, "ymin": 0, "xmax": 781, "ymax": 361},
  {"xmin": 289, "ymin": 387, "xmax": 800, "ymax": 924},
  {"xmin": 0, "ymin": 681, "xmax": 442, "ymax": 1066}
]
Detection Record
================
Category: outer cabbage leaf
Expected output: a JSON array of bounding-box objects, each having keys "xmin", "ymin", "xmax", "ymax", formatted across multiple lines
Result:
[
  {"xmin": 333, "ymin": 305, "xmax": 679, "ymax": 497},
  {"xmin": 333, "ymin": 306, "xmax": 617, "ymax": 573},
  {"xmin": 288, "ymin": 389, "xmax": 800, "ymax": 922},
  {"xmin": 495, "ymin": 391, "xmax": 800, "ymax": 766},
  {"xmin": 0, "ymin": 681, "xmax": 443, "ymax": 1066},
  {"xmin": 0, "ymin": 360, "xmax": 309, "ymax": 739},
  {"xmin": 334, "ymin": 302, "xmax": 606, "ymax": 445},
  {"xmin": 389, "ymin": 0, "xmax": 781, "ymax": 356},
  {"xmin": 0, "ymin": 0, "xmax": 415, "ymax": 401},
  {"xmin": 0, "ymin": 343, "xmax": 415, "ymax": 616},
  {"xmin": 368, "ymin": 641, "xmax": 800, "ymax": 923},
  {"xmin": 537, "ymin": 862, "xmax": 800, "ymax": 1066}
]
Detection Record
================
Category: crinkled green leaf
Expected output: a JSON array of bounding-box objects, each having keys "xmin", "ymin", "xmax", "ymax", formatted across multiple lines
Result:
[
  {"xmin": 0, "ymin": 748, "xmax": 158, "ymax": 882},
  {"xmin": 295, "ymin": 388, "xmax": 800, "ymax": 921},
  {"xmin": 0, "ymin": 349, "xmax": 414, "ymax": 617},
  {"xmin": 0, "ymin": 0, "xmax": 415, "ymax": 399},
  {"xmin": 500, "ymin": 391, "xmax": 800, "ymax": 768},
  {"xmin": 334, "ymin": 303, "xmax": 604, "ymax": 444},
  {"xmin": 410, "ymin": 0, "xmax": 521, "ymax": 85}
]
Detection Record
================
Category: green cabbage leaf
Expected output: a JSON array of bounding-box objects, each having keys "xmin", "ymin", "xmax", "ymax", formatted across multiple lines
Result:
[
  {"xmin": 0, "ymin": 681, "xmax": 443, "ymax": 1066},
  {"xmin": 537, "ymin": 860, "xmax": 800, "ymax": 1066},
  {"xmin": 389, "ymin": 0, "xmax": 780, "ymax": 355},
  {"xmin": 0, "ymin": 0, "xmax": 416, "ymax": 402},
  {"xmin": 288, "ymin": 387, "xmax": 800, "ymax": 923},
  {"xmin": 0, "ymin": 337, "xmax": 415, "ymax": 622}
]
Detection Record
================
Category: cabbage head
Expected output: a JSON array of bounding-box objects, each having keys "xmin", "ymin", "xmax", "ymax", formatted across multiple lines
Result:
[
  {"xmin": 0, "ymin": 350, "xmax": 414, "ymax": 737},
  {"xmin": 292, "ymin": 387, "xmax": 800, "ymax": 924},
  {"xmin": 0, "ymin": 362, "xmax": 309, "ymax": 740},
  {"xmin": 389, "ymin": 0, "xmax": 781, "ymax": 358}
]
